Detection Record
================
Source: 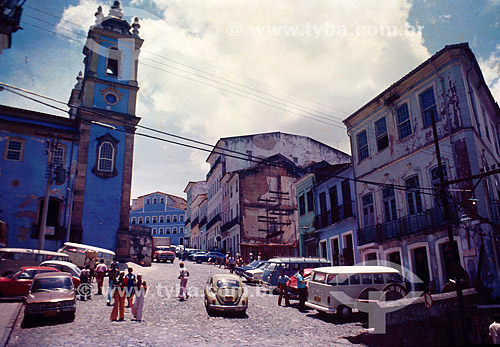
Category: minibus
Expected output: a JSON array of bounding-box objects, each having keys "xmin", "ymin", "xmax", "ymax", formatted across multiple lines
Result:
[
  {"xmin": 305, "ymin": 266, "xmax": 405, "ymax": 318},
  {"xmin": 261, "ymin": 257, "xmax": 331, "ymax": 293},
  {"xmin": 58, "ymin": 242, "xmax": 115, "ymax": 268}
]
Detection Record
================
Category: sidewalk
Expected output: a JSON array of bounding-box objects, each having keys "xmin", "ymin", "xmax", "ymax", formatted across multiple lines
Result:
[{"xmin": 0, "ymin": 302, "xmax": 23, "ymax": 346}]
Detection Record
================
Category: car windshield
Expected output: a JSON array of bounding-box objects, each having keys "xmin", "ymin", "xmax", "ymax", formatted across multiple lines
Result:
[
  {"xmin": 31, "ymin": 277, "xmax": 73, "ymax": 292},
  {"xmin": 216, "ymin": 279, "xmax": 240, "ymax": 288}
]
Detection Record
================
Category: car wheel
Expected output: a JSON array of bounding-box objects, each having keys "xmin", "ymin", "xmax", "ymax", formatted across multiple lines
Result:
[
  {"xmin": 272, "ymin": 288, "xmax": 279, "ymax": 295},
  {"xmin": 196, "ymin": 259, "xmax": 202, "ymax": 264},
  {"xmin": 337, "ymin": 305, "xmax": 352, "ymax": 319},
  {"xmin": 204, "ymin": 299, "xmax": 214, "ymax": 316},
  {"xmin": 66, "ymin": 312, "xmax": 76, "ymax": 322}
]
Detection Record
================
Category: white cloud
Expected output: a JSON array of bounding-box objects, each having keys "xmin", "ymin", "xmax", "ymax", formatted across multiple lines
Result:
[
  {"xmin": 58, "ymin": 0, "xmax": 431, "ymax": 198},
  {"xmin": 479, "ymin": 45, "xmax": 500, "ymax": 103}
]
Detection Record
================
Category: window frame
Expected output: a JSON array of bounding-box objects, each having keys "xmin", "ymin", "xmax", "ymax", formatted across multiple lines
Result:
[
  {"xmin": 396, "ymin": 102, "xmax": 412, "ymax": 140},
  {"xmin": 375, "ymin": 116, "xmax": 389, "ymax": 151},
  {"xmin": 356, "ymin": 130, "xmax": 369, "ymax": 162},
  {"xmin": 419, "ymin": 87, "xmax": 439, "ymax": 128},
  {"xmin": 4, "ymin": 137, "xmax": 25, "ymax": 161},
  {"xmin": 92, "ymin": 134, "xmax": 119, "ymax": 178}
]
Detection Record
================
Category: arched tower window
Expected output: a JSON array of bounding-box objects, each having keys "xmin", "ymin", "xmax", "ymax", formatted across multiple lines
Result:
[
  {"xmin": 106, "ymin": 46, "xmax": 122, "ymax": 77},
  {"xmin": 98, "ymin": 141, "xmax": 114, "ymax": 171},
  {"xmin": 92, "ymin": 133, "xmax": 119, "ymax": 178}
]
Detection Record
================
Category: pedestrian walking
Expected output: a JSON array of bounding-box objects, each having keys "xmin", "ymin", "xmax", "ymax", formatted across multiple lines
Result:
[
  {"xmin": 296, "ymin": 269, "xmax": 307, "ymax": 312},
  {"xmin": 110, "ymin": 271, "xmax": 126, "ymax": 321},
  {"xmin": 229, "ymin": 255, "xmax": 235, "ymax": 273},
  {"xmin": 249, "ymin": 252, "xmax": 253, "ymax": 262},
  {"xmin": 277, "ymin": 269, "xmax": 291, "ymax": 307},
  {"xmin": 125, "ymin": 267, "xmax": 136, "ymax": 308},
  {"xmin": 132, "ymin": 274, "xmax": 147, "ymax": 322},
  {"xmin": 257, "ymin": 252, "xmax": 262, "ymax": 261},
  {"xmin": 106, "ymin": 260, "xmax": 119, "ymax": 306},
  {"xmin": 490, "ymin": 314, "xmax": 500, "ymax": 344},
  {"xmin": 79, "ymin": 265, "xmax": 91, "ymax": 301},
  {"xmin": 178, "ymin": 262, "xmax": 190, "ymax": 300},
  {"xmin": 95, "ymin": 259, "xmax": 107, "ymax": 295}
]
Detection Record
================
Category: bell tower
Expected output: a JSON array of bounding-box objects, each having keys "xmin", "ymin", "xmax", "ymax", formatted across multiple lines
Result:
[{"xmin": 68, "ymin": 1, "xmax": 143, "ymax": 254}]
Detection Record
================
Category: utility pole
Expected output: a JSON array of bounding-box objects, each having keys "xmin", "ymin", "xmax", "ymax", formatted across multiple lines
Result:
[
  {"xmin": 38, "ymin": 139, "xmax": 58, "ymax": 250},
  {"xmin": 430, "ymin": 109, "xmax": 469, "ymax": 345}
]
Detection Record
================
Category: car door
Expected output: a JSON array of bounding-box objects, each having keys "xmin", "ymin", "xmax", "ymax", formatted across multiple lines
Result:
[{"xmin": 8, "ymin": 269, "xmax": 36, "ymax": 296}]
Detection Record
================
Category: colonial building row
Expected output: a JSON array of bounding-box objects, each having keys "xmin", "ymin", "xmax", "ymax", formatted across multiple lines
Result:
[{"xmin": 183, "ymin": 43, "xmax": 500, "ymax": 296}]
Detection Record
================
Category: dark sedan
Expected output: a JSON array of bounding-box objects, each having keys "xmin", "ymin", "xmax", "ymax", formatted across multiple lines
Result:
[
  {"xmin": 234, "ymin": 260, "xmax": 267, "ymax": 276},
  {"xmin": 194, "ymin": 252, "xmax": 226, "ymax": 264}
]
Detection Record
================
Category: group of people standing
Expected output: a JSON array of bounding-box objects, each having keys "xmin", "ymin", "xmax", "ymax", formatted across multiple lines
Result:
[
  {"xmin": 107, "ymin": 261, "xmax": 147, "ymax": 322},
  {"xmin": 277, "ymin": 268, "xmax": 307, "ymax": 311}
]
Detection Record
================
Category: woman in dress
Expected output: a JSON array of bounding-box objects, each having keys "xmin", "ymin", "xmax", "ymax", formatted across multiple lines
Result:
[
  {"xmin": 110, "ymin": 271, "xmax": 126, "ymax": 321},
  {"xmin": 132, "ymin": 274, "xmax": 147, "ymax": 321}
]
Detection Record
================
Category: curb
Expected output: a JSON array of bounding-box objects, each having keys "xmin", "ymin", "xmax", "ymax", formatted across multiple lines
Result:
[{"xmin": 0, "ymin": 302, "xmax": 23, "ymax": 347}]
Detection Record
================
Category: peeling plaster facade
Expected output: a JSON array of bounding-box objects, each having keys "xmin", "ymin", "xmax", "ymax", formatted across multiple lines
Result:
[
  {"xmin": 344, "ymin": 43, "xmax": 500, "ymax": 296},
  {"xmin": 202, "ymin": 132, "xmax": 350, "ymax": 257}
]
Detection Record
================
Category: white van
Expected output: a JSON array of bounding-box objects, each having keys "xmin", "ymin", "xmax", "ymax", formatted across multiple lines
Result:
[
  {"xmin": 58, "ymin": 242, "xmax": 115, "ymax": 268},
  {"xmin": 305, "ymin": 266, "xmax": 405, "ymax": 318},
  {"xmin": 0, "ymin": 248, "xmax": 70, "ymax": 277}
]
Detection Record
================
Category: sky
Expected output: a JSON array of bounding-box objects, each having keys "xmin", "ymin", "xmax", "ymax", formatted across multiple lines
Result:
[{"xmin": 1, "ymin": 0, "xmax": 499, "ymax": 200}]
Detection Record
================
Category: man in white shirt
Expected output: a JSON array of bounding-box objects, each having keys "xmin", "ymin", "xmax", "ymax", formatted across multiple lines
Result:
[{"xmin": 490, "ymin": 314, "xmax": 500, "ymax": 344}]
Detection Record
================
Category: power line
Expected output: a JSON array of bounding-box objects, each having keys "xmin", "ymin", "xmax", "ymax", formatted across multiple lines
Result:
[
  {"xmin": 0, "ymin": 82, "xmax": 438, "ymax": 195},
  {"xmin": 24, "ymin": 3, "xmax": 350, "ymax": 116}
]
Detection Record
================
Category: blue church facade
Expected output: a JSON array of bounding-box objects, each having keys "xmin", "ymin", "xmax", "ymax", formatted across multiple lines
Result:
[
  {"xmin": 130, "ymin": 192, "xmax": 187, "ymax": 245},
  {"xmin": 0, "ymin": 1, "xmax": 143, "ymax": 254}
]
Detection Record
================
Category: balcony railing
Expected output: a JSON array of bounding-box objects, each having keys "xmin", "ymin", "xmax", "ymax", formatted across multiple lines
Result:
[
  {"xmin": 191, "ymin": 217, "xmax": 199, "ymax": 227},
  {"xmin": 206, "ymin": 214, "xmax": 221, "ymax": 230},
  {"xmin": 221, "ymin": 216, "xmax": 240, "ymax": 233},
  {"xmin": 357, "ymin": 206, "xmax": 459, "ymax": 245},
  {"xmin": 199, "ymin": 217, "xmax": 207, "ymax": 228},
  {"xmin": 313, "ymin": 202, "xmax": 354, "ymax": 229},
  {"xmin": 184, "ymin": 218, "xmax": 190, "ymax": 226}
]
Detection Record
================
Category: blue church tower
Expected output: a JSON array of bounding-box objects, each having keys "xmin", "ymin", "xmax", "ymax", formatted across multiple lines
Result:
[{"xmin": 67, "ymin": 1, "xmax": 143, "ymax": 252}]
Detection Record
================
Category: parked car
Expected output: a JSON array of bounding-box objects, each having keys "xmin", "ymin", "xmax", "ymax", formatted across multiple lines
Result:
[
  {"xmin": 153, "ymin": 247, "xmax": 176, "ymax": 263},
  {"xmin": 57, "ymin": 242, "xmax": 115, "ymax": 268},
  {"xmin": 194, "ymin": 251, "xmax": 226, "ymax": 264},
  {"xmin": 40, "ymin": 260, "xmax": 81, "ymax": 279},
  {"xmin": 204, "ymin": 274, "xmax": 248, "ymax": 316},
  {"xmin": 24, "ymin": 272, "xmax": 76, "ymax": 321},
  {"xmin": 234, "ymin": 260, "xmax": 267, "ymax": 276},
  {"xmin": 242, "ymin": 263, "xmax": 267, "ymax": 283},
  {"xmin": 286, "ymin": 268, "xmax": 314, "ymax": 299},
  {"xmin": 188, "ymin": 250, "xmax": 208, "ymax": 261},
  {"xmin": 0, "ymin": 266, "xmax": 62, "ymax": 297}
]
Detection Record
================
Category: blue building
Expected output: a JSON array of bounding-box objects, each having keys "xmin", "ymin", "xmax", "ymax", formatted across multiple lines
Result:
[
  {"xmin": 130, "ymin": 192, "xmax": 187, "ymax": 245},
  {"xmin": 0, "ymin": 2, "xmax": 143, "ymax": 254},
  {"xmin": 312, "ymin": 164, "xmax": 360, "ymax": 266}
]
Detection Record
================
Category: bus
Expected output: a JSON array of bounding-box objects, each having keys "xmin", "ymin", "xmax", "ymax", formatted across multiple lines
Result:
[
  {"xmin": 260, "ymin": 257, "xmax": 331, "ymax": 293},
  {"xmin": 58, "ymin": 242, "xmax": 115, "ymax": 268},
  {"xmin": 0, "ymin": 248, "xmax": 70, "ymax": 277},
  {"xmin": 305, "ymin": 266, "xmax": 405, "ymax": 318}
]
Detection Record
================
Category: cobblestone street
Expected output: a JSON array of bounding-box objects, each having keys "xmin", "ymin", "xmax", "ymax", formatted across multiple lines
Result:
[{"xmin": 8, "ymin": 261, "xmax": 366, "ymax": 346}]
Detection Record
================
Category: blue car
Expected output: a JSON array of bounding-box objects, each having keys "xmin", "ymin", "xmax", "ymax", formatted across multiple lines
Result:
[{"xmin": 194, "ymin": 252, "xmax": 226, "ymax": 264}]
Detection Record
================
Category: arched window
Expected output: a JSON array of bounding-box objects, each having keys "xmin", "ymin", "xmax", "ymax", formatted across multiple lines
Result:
[
  {"xmin": 98, "ymin": 141, "xmax": 114, "ymax": 172},
  {"xmin": 93, "ymin": 134, "xmax": 119, "ymax": 178}
]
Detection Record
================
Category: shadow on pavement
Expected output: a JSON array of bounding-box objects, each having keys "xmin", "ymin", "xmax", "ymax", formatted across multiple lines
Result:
[{"xmin": 21, "ymin": 313, "xmax": 74, "ymax": 329}]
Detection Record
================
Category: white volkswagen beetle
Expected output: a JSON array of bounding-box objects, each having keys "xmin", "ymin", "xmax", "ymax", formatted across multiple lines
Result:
[{"xmin": 204, "ymin": 274, "xmax": 248, "ymax": 316}]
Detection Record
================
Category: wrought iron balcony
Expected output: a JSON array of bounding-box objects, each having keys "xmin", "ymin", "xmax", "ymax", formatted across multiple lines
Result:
[
  {"xmin": 221, "ymin": 216, "xmax": 240, "ymax": 233},
  {"xmin": 199, "ymin": 217, "xmax": 207, "ymax": 228},
  {"xmin": 313, "ymin": 202, "xmax": 354, "ymax": 229},
  {"xmin": 184, "ymin": 218, "xmax": 190, "ymax": 226},
  {"xmin": 206, "ymin": 214, "xmax": 221, "ymax": 230},
  {"xmin": 191, "ymin": 217, "xmax": 199, "ymax": 227},
  {"xmin": 357, "ymin": 206, "xmax": 459, "ymax": 246}
]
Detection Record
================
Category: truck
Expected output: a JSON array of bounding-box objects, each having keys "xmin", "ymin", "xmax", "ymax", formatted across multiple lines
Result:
[{"xmin": 152, "ymin": 237, "xmax": 175, "ymax": 263}]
